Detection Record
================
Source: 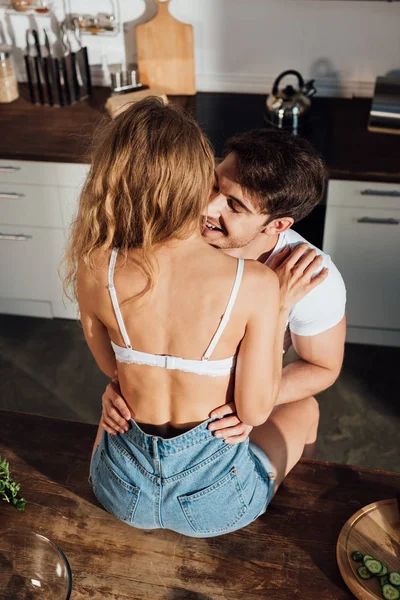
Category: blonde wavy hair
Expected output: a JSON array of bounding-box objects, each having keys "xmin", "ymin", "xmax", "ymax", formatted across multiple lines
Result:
[{"xmin": 62, "ymin": 97, "xmax": 214, "ymax": 301}]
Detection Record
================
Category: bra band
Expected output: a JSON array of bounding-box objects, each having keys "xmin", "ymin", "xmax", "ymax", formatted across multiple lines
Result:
[{"xmin": 107, "ymin": 248, "xmax": 244, "ymax": 374}]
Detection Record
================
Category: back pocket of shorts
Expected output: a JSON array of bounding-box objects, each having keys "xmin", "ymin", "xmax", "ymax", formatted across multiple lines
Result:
[
  {"xmin": 93, "ymin": 449, "xmax": 140, "ymax": 523},
  {"xmin": 178, "ymin": 467, "xmax": 247, "ymax": 534}
]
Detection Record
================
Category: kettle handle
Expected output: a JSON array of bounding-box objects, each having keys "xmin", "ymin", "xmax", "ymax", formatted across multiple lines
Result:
[{"xmin": 272, "ymin": 70, "xmax": 305, "ymax": 96}]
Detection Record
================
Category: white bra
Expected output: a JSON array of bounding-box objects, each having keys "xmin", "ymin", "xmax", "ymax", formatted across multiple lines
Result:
[{"xmin": 108, "ymin": 248, "xmax": 244, "ymax": 377}]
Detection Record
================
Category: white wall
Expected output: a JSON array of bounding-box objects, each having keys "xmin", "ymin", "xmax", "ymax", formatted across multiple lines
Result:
[{"xmin": 1, "ymin": 0, "xmax": 399, "ymax": 97}]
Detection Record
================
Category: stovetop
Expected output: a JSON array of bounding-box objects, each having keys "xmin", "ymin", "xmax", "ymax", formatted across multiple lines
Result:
[{"xmin": 194, "ymin": 92, "xmax": 332, "ymax": 166}]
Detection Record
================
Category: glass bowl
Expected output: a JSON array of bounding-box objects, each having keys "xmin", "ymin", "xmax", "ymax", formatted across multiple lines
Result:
[{"xmin": 0, "ymin": 528, "xmax": 72, "ymax": 599}]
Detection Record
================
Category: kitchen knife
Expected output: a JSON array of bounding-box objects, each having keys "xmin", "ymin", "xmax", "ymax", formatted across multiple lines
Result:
[
  {"xmin": 82, "ymin": 46, "xmax": 92, "ymax": 95},
  {"xmin": 31, "ymin": 29, "xmax": 45, "ymax": 105},
  {"xmin": 42, "ymin": 29, "xmax": 54, "ymax": 106},
  {"xmin": 61, "ymin": 56, "xmax": 71, "ymax": 105},
  {"xmin": 60, "ymin": 22, "xmax": 73, "ymax": 104},
  {"xmin": 23, "ymin": 46, "xmax": 35, "ymax": 104},
  {"xmin": 72, "ymin": 18, "xmax": 90, "ymax": 98},
  {"xmin": 54, "ymin": 57, "xmax": 64, "ymax": 107},
  {"xmin": 24, "ymin": 55, "xmax": 35, "ymax": 103},
  {"xmin": 70, "ymin": 52, "xmax": 80, "ymax": 101}
]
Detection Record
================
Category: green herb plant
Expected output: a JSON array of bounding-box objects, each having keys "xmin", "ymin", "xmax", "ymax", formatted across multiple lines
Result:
[{"xmin": 0, "ymin": 457, "xmax": 26, "ymax": 511}]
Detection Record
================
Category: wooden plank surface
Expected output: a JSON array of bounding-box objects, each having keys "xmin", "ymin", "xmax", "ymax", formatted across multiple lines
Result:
[
  {"xmin": 0, "ymin": 86, "xmax": 190, "ymax": 164},
  {"xmin": 1, "ymin": 409, "xmax": 400, "ymax": 599},
  {"xmin": 337, "ymin": 499, "xmax": 400, "ymax": 600},
  {"xmin": 135, "ymin": 0, "xmax": 196, "ymax": 95}
]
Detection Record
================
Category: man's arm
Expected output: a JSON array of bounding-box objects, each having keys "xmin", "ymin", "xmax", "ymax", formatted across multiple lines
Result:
[{"xmin": 277, "ymin": 316, "xmax": 346, "ymax": 405}]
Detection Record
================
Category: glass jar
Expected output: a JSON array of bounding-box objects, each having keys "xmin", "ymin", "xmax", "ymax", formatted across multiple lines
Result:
[
  {"xmin": 0, "ymin": 52, "xmax": 19, "ymax": 104},
  {"xmin": 33, "ymin": 0, "xmax": 52, "ymax": 14},
  {"xmin": 11, "ymin": 0, "xmax": 31, "ymax": 11}
]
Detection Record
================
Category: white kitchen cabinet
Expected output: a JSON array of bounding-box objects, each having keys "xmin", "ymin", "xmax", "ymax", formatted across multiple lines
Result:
[
  {"xmin": 323, "ymin": 179, "xmax": 400, "ymax": 347},
  {"xmin": 0, "ymin": 159, "xmax": 88, "ymax": 320},
  {"xmin": 0, "ymin": 183, "xmax": 63, "ymax": 228},
  {"xmin": 0, "ymin": 160, "xmax": 59, "ymax": 186},
  {"xmin": 0, "ymin": 225, "xmax": 66, "ymax": 300}
]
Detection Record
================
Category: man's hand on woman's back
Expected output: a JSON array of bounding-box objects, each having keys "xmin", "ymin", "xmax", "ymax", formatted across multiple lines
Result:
[{"xmin": 100, "ymin": 380, "xmax": 252, "ymax": 443}]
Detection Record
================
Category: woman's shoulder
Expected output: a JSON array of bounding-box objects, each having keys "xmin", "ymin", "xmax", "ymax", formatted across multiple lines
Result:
[
  {"xmin": 242, "ymin": 258, "xmax": 278, "ymax": 291},
  {"xmin": 77, "ymin": 248, "xmax": 111, "ymax": 296},
  {"xmin": 238, "ymin": 260, "xmax": 279, "ymax": 315},
  {"xmin": 200, "ymin": 246, "xmax": 278, "ymax": 290}
]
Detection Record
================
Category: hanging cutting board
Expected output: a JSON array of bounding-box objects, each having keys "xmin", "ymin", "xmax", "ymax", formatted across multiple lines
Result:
[{"xmin": 135, "ymin": 0, "xmax": 196, "ymax": 95}]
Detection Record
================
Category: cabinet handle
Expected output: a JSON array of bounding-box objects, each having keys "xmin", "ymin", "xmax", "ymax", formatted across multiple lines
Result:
[
  {"xmin": 357, "ymin": 216, "xmax": 399, "ymax": 225},
  {"xmin": 0, "ymin": 233, "xmax": 32, "ymax": 241},
  {"xmin": 360, "ymin": 189, "xmax": 400, "ymax": 198},
  {"xmin": 0, "ymin": 166, "xmax": 21, "ymax": 173},
  {"xmin": 0, "ymin": 192, "xmax": 26, "ymax": 199}
]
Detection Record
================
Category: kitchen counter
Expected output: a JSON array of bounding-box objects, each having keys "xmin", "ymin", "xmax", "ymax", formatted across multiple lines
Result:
[
  {"xmin": 1, "ymin": 85, "xmax": 399, "ymax": 183},
  {"xmin": 1, "ymin": 409, "xmax": 400, "ymax": 599}
]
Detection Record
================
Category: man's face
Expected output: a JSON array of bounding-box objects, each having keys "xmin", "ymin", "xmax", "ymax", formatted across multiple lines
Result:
[{"xmin": 202, "ymin": 153, "xmax": 269, "ymax": 250}]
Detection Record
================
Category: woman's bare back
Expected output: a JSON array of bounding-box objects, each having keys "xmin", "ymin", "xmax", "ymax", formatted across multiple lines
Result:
[{"xmin": 83, "ymin": 237, "xmax": 267, "ymax": 437}]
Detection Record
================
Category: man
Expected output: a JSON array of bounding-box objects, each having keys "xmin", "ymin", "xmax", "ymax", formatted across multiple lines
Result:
[{"xmin": 99, "ymin": 127, "xmax": 346, "ymax": 453}]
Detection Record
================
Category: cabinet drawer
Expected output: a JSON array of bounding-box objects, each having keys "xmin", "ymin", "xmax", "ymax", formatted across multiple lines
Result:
[
  {"xmin": 0, "ymin": 160, "xmax": 59, "ymax": 186},
  {"xmin": 0, "ymin": 183, "xmax": 63, "ymax": 227},
  {"xmin": 328, "ymin": 180, "xmax": 400, "ymax": 210},
  {"xmin": 323, "ymin": 206, "xmax": 400, "ymax": 330},
  {"xmin": 0, "ymin": 160, "xmax": 90, "ymax": 188},
  {"xmin": 0, "ymin": 225, "xmax": 66, "ymax": 302}
]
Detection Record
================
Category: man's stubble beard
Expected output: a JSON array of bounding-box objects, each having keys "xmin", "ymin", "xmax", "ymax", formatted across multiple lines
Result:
[{"xmin": 202, "ymin": 231, "xmax": 263, "ymax": 251}]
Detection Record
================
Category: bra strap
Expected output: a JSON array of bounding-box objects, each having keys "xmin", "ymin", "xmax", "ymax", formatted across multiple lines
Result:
[
  {"xmin": 108, "ymin": 248, "xmax": 132, "ymax": 349},
  {"xmin": 202, "ymin": 258, "xmax": 244, "ymax": 361}
]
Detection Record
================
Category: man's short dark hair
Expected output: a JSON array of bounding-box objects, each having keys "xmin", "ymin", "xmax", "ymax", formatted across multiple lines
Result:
[{"xmin": 224, "ymin": 129, "xmax": 327, "ymax": 223}]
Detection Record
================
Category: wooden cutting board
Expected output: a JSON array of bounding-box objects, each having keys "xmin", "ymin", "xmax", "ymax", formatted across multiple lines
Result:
[
  {"xmin": 135, "ymin": 0, "xmax": 196, "ymax": 95},
  {"xmin": 336, "ymin": 498, "xmax": 400, "ymax": 600}
]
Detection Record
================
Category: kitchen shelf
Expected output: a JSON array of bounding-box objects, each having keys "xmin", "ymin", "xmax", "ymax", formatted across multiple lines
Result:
[{"xmin": 65, "ymin": 0, "xmax": 120, "ymax": 37}]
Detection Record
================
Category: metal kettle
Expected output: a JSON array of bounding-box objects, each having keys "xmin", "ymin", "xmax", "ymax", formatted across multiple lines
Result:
[{"xmin": 266, "ymin": 70, "xmax": 316, "ymax": 134}]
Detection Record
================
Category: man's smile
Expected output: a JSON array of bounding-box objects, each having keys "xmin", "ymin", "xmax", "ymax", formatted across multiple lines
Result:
[{"xmin": 202, "ymin": 219, "xmax": 226, "ymax": 236}]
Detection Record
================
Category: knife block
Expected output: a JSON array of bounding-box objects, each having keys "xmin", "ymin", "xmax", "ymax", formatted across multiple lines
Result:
[{"xmin": 24, "ymin": 50, "xmax": 92, "ymax": 107}]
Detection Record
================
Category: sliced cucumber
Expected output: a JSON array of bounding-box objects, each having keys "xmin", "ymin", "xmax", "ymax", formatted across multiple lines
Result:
[
  {"xmin": 389, "ymin": 573, "xmax": 400, "ymax": 587},
  {"xmin": 363, "ymin": 554, "xmax": 375, "ymax": 565},
  {"xmin": 380, "ymin": 575, "xmax": 390, "ymax": 587},
  {"xmin": 365, "ymin": 559, "xmax": 383, "ymax": 575},
  {"xmin": 358, "ymin": 565, "xmax": 372, "ymax": 580},
  {"xmin": 382, "ymin": 584, "xmax": 400, "ymax": 600},
  {"xmin": 379, "ymin": 564, "xmax": 389, "ymax": 577},
  {"xmin": 351, "ymin": 550, "xmax": 364, "ymax": 562}
]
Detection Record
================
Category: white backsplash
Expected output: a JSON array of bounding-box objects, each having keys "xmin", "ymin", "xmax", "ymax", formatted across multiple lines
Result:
[{"xmin": 0, "ymin": 0, "xmax": 399, "ymax": 97}]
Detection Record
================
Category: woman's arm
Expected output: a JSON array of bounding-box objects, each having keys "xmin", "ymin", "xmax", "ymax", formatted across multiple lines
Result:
[
  {"xmin": 234, "ymin": 263, "xmax": 289, "ymax": 427},
  {"xmin": 77, "ymin": 262, "xmax": 117, "ymax": 380}
]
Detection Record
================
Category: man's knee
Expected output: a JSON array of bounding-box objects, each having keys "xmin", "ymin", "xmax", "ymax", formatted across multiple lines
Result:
[{"xmin": 304, "ymin": 396, "xmax": 320, "ymax": 426}]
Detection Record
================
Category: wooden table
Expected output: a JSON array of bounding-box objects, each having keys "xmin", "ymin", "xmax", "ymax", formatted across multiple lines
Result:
[{"xmin": 1, "ymin": 409, "xmax": 400, "ymax": 599}]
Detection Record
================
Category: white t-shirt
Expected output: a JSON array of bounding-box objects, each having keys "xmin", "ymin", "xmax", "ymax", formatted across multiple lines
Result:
[{"xmin": 265, "ymin": 228, "xmax": 346, "ymax": 338}]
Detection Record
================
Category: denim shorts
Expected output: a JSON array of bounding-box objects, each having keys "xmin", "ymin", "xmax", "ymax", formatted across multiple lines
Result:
[{"xmin": 89, "ymin": 418, "xmax": 276, "ymax": 538}]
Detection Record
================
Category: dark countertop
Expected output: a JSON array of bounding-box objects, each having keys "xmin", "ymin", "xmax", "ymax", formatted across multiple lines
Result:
[
  {"xmin": 1, "ymin": 408, "xmax": 400, "ymax": 599},
  {"xmin": 1, "ymin": 85, "xmax": 399, "ymax": 183}
]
